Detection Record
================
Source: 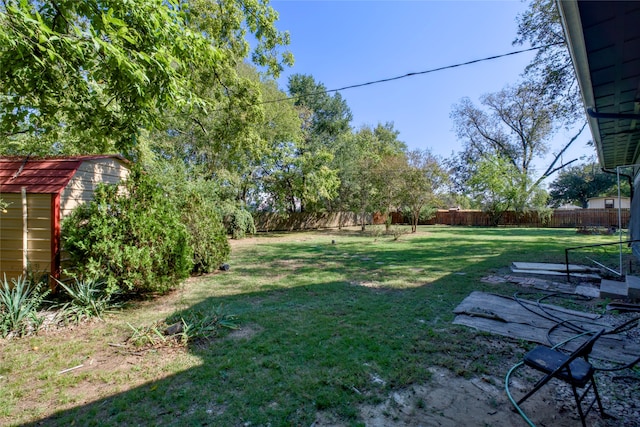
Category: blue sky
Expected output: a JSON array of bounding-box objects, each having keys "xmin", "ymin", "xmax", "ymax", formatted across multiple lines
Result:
[{"xmin": 269, "ymin": 0, "xmax": 596, "ymax": 178}]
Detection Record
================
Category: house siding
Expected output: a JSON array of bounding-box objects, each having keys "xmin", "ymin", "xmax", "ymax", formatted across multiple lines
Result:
[{"xmin": 587, "ymin": 197, "xmax": 631, "ymax": 209}]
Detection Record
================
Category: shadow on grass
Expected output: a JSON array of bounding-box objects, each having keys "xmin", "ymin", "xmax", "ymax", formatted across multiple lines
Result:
[{"xmin": 18, "ymin": 228, "xmax": 603, "ymax": 426}]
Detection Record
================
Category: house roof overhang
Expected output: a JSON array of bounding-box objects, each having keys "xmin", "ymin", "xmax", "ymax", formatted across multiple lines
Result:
[{"xmin": 557, "ymin": 0, "xmax": 640, "ymax": 170}]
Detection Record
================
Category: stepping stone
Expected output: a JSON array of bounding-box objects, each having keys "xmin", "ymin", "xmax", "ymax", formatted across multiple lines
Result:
[
  {"xmin": 626, "ymin": 275, "xmax": 640, "ymax": 301},
  {"xmin": 600, "ymin": 279, "xmax": 628, "ymax": 299}
]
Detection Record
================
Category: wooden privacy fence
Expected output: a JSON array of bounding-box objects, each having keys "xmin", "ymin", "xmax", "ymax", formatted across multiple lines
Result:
[
  {"xmin": 253, "ymin": 212, "xmax": 373, "ymax": 232},
  {"xmin": 253, "ymin": 209, "xmax": 630, "ymax": 232},
  {"xmin": 419, "ymin": 209, "xmax": 630, "ymax": 228}
]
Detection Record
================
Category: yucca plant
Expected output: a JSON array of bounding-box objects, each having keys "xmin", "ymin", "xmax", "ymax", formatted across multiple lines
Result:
[
  {"xmin": 0, "ymin": 275, "xmax": 49, "ymax": 338},
  {"xmin": 55, "ymin": 277, "xmax": 119, "ymax": 322}
]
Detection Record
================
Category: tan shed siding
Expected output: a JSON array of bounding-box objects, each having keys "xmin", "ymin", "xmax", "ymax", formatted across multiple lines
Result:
[
  {"xmin": 0, "ymin": 193, "xmax": 51, "ymax": 282},
  {"xmin": 60, "ymin": 158, "xmax": 129, "ymax": 218},
  {"xmin": 1, "ymin": 193, "xmax": 25, "ymax": 282}
]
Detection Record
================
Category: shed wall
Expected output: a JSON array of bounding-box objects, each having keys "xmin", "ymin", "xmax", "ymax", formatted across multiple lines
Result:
[
  {"xmin": 60, "ymin": 158, "xmax": 129, "ymax": 218},
  {"xmin": 0, "ymin": 193, "xmax": 52, "ymax": 282}
]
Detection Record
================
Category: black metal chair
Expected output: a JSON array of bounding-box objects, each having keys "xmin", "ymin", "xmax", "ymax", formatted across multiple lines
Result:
[{"xmin": 516, "ymin": 329, "xmax": 606, "ymax": 427}]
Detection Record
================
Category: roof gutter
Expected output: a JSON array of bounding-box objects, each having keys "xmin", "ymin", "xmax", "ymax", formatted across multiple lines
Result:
[
  {"xmin": 587, "ymin": 108, "xmax": 640, "ymax": 121},
  {"xmin": 556, "ymin": 0, "xmax": 605, "ymax": 164}
]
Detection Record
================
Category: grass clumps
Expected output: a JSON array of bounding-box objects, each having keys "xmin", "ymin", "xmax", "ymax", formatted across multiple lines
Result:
[{"xmin": 127, "ymin": 304, "xmax": 239, "ymax": 348}]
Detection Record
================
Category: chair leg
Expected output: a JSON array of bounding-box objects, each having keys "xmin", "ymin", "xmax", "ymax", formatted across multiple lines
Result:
[
  {"xmin": 516, "ymin": 374, "xmax": 556, "ymax": 406},
  {"xmin": 591, "ymin": 377, "xmax": 607, "ymax": 419},
  {"xmin": 570, "ymin": 383, "xmax": 587, "ymax": 427}
]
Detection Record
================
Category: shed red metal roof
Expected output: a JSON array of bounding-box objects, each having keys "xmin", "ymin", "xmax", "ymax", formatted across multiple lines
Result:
[{"xmin": 0, "ymin": 155, "xmax": 125, "ymax": 194}]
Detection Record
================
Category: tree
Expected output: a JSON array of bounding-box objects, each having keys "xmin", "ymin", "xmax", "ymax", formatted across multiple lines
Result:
[
  {"xmin": 450, "ymin": 82, "xmax": 581, "ymax": 211},
  {"xmin": 149, "ymin": 63, "xmax": 302, "ymax": 214},
  {"xmin": 332, "ymin": 123, "xmax": 406, "ymax": 229},
  {"xmin": 0, "ymin": 0, "xmax": 292, "ymax": 155},
  {"xmin": 257, "ymin": 74, "xmax": 352, "ymax": 213},
  {"xmin": 400, "ymin": 150, "xmax": 448, "ymax": 233},
  {"xmin": 514, "ymin": 0, "xmax": 581, "ymax": 122},
  {"xmin": 371, "ymin": 154, "xmax": 408, "ymax": 230},
  {"xmin": 467, "ymin": 155, "xmax": 526, "ymax": 225},
  {"xmin": 548, "ymin": 162, "xmax": 631, "ymax": 208},
  {"xmin": 363, "ymin": 124, "xmax": 408, "ymax": 229}
]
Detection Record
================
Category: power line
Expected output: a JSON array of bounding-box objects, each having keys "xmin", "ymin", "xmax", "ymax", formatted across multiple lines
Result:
[{"xmin": 261, "ymin": 42, "xmax": 563, "ymax": 105}]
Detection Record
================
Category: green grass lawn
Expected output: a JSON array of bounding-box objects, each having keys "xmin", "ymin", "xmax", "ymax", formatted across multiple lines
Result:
[{"xmin": 0, "ymin": 226, "xmax": 620, "ymax": 426}]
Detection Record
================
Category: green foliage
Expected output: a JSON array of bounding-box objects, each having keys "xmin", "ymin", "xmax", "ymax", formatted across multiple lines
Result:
[
  {"xmin": 0, "ymin": 0, "xmax": 292, "ymax": 155},
  {"xmin": 183, "ymin": 194, "xmax": 231, "ymax": 273},
  {"xmin": 514, "ymin": 0, "xmax": 581, "ymax": 121},
  {"xmin": 450, "ymin": 82, "xmax": 577, "ymax": 212},
  {"xmin": 222, "ymin": 205, "xmax": 257, "ymax": 240},
  {"xmin": 401, "ymin": 205, "xmax": 437, "ymax": 224},
  {"xmin": 548, "ymin": 162, "xmax": 631, "ymax": 208},
  {"xmin": 467, "ymin": 154, "xmax": 521, "ymax": 225},
  {"xmin": 128, "ymin": 305, "xmax": 238, "ymax": 347},
  {"xmin": 143, "ymin": 160, "xmax": 231, "ymax": 273},
  {"xmin": 0, "ymin": 275, "xmax": 49, "ymax": 338},
  {"xmin": 256, "ymin": 74, "xmax": 353, "ymax": 213},
  {"xmin": 536, "ymin": 207, "xmax": 553, "ymax": 226},
  {"xmin": 390, "ymin": 225, "xmax": 410, "ymax": 241},
  {"xmin": 62, "ymin": 169, "xmax": 193, "ymax": 296},
  {"xmin": 54, "ymin": 278, "xmax": 119, "ymax": 322},
  {"xmin": 400, "ymin": 149, "xmax": 448, "ymax": 232},
  {"xmin": 127, "ymin": 322, "xmax": 169, "ymax": 347}
]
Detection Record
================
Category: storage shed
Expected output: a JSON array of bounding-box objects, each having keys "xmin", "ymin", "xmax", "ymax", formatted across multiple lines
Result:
[{"xmin": 0, "ymin": 155, "xmax": 130, "ymax": 286}]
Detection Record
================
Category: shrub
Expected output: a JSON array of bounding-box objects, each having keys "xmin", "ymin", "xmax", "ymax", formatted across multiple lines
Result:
[
  {"xmin": 143, "ymin": 160, "xmax": 231, "ymax": 272},
  {"xmin": 221, "ymin": 204, "xmax": 256, "ymax": 239},
  {"xmin": 182, "ymin": 192, "xmax": 230, "ymax": 274},
  {"xmin": 62, "ymin": 169, "xmax": 193, "ymax": 296},
  {"xmin": 0, "ymin": 275, "xmax": 49, "ymax": 338}
]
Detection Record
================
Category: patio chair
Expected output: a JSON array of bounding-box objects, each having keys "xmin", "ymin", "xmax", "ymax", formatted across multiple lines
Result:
[{"xmin": 516, "ymin": 329, "xmax": 606, "ymax": 427}]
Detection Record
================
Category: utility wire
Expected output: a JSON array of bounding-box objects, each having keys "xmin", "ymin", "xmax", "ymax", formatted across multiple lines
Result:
[{"xmin": 261, "ymin": 42, "xmax": 564, "ymax": 105}]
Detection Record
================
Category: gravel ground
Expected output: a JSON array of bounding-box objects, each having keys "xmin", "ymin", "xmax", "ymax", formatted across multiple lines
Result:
[{"xmin": 538, "ymin": 311, "xmax": 640, "ymax": 426}]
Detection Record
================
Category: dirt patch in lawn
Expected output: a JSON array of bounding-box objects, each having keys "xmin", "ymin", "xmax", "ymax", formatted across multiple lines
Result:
[{"xmin": 313, "ymin": 365, "xmax": 621, "ymax": 427}]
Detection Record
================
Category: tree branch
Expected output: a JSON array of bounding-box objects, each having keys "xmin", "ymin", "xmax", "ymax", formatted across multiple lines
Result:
[
  {"xmin": 192, "ymin": 117, "xmax": 208, "ymax": 135},
  {"xmin": 540, "ymin": 121, "xmax": 587, "ymax": 179}
]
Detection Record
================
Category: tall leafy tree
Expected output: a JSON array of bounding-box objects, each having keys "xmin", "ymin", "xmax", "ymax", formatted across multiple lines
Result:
[
  {"xmin": 262, "ymin": 74, "xmax": 353, "ymax": 212},
  {"xmin": 150, "ymin": 63, "xmax": 301, "ymax": 206},
  {"xmin": 400, "ymin": 149, "xmax": 448, "ymax": 233},
  {"xmin": 513, "ymin": 0, "xmax": 591, "ymax": 172},
  {"xmin": 450, "ymin": 82, "xmax": 580, "ymax": 211},
  {"xmin": 548, "ymin": 162, "xmax": 631, "ymax": 208},
  {"xmin": 514, "ymin": 0, "xmax": 581, "ymax": 122},
  {"xmin": 0, "ymin": 0, "xmax": 292, "ymax": 155},
  {"xmin": 337, "ymin": 123, "xmax": 406, "ymax": 229},
  {"xmin": 371, "ymin": 153, "xmax": 408, "ymax": 230},
  {"xmin": 467, "ymin": 154, "xmax": 528, "ymax": 225},
  {"xmin": 288, "ymin": 74, "xmax": 353, "ymax": 148}
]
